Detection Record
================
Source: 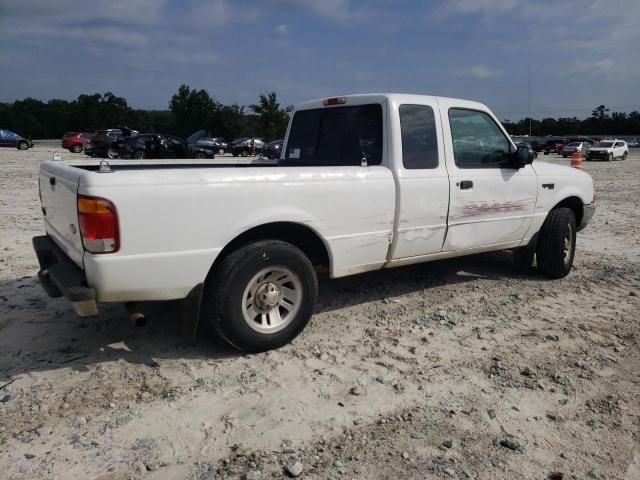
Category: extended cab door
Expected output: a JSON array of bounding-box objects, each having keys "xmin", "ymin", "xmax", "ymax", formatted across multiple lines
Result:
[
  {"xmin": 390, "ymin": 99, "xmax": 449, "ymax": 259},
  {"xmin": 439, "ymin": 102, "xmax": 537, "ymax": 251}
]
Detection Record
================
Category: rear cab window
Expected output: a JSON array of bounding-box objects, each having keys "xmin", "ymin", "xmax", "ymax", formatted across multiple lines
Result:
[
  {"xmin": 399, "ymin": 104, "xmax": 439, "ymax": 169},
  {"xmin": 285, "ymin": 104, "xmax": 382, "ymax": 166}
]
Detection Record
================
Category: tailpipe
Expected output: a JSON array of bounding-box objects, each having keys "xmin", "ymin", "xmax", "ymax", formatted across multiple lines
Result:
[{"xmin": 125, "ymin": 303, "xmax": 146, "ymax": 327}]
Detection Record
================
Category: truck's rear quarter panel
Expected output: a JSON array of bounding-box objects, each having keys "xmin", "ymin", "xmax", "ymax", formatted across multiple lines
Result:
[{"xmin": 80, "ymin": 166, "xmax": 395, "ymax": 302}]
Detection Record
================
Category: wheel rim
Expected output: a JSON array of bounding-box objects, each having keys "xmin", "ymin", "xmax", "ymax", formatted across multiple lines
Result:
[
  {"xmin": 73, "ymin": 145, "xmax": 82, "ymax": 153},
  {"xmin": 241, "ymin": 266, "xmax": 302, "ymax": 334},
  {"xmin": 135, "ymin": 151, "xmax": 145, "ymax": 159},
  {"xmin": 563, "ymin": 223, "xmax": 573, "ymax": 266}
]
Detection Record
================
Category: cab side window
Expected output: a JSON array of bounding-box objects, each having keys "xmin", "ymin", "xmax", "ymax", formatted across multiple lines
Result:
[
  {"xmin": 449, "ymin": 109, "xmax": 512, "ymax": 168},
  {"xmin": 399, "ymin": 104, "xmax": 439, "ymax": 169}
]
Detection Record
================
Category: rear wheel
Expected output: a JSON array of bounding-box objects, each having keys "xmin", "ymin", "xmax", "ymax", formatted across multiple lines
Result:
[
  {"xmin": 17, "ymin": 140, "xmax": 28, "ymax": 150},
  {"xmin": 218, "ymin": 148, "xmax": 225, "ymax": 155},
  {"xmin": 107, "ymin": 148, "xmax": 119, "ymax": 159},
  {"xmin": 241, "ymin": 149, "xmax": 249, "ymax": 157},
  {"xmin": 134, "ymin": 150, "xmax": 145, "ymax": 159},
  {"xmin": 194, "ymin": 151, "xmax": 206, "ymax": 159},
  {"xmin": 536, "ymin": 207, "xmax": 576, "ymax": 278},
  {"xmin": 72, "ymin": 144, "xmax": 83, "ymax": 153},
  {"xmin": 622, "ymin": 152, "xmax": 628, "ymax": 161},
  {"xmin": 205, "ymin": 240, "xmax": 318, "ymax": 352}
]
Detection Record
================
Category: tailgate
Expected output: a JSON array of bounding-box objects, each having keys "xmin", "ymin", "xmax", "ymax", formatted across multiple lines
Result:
[{"xmin": 39, "ymin": 161, "xmax": 85, "ymax": 267}]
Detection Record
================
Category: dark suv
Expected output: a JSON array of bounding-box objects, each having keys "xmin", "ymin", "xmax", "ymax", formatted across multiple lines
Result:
[
  {"xmin": 112, "ymin": 134, "xmax": 215, "ymax": 159},
  {"xmin": 84, "ymin": 128, "xmax": 139, "ymax": 158}
]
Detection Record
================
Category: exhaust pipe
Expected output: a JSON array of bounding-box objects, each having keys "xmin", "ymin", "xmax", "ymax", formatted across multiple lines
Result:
[{"xmin": 125, "ymin": 303, "xmax": 146, "ymax": 327}]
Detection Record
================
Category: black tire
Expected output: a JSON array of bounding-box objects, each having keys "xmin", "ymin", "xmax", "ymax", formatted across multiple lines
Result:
[
  {"xmin": 536, "ymin": 207, "xmax": 576, "ymax": 278},
  {"xmin": 543, "ymin": 152, "xmax": 548, "ymax": 155},
  {"xmin": 134, "ymin": 150, "xmax": 145, "ymax": 159},
  {"xmin": 107, "ymin": 148, "xmax": 119, "ymax": 159},
  {"xmin": 562, "ymin": 154, "xmax": 567, "ymax": 158},
  {"xmin": 72, "ymin": 144, "xmax": 83, "ymax": 153},
  {"xmin": 205, "ymin": 240, "xmax": 318, "ymax": 352},
  {"xmin": 607, "ymin": 153, "xmax": 613, "ymax": 162},
  {"xmin": 232, "ymin": 152, "xmax": 239, "ymax": 157},
  {"xmin": 241, "ymin": 149, "xmax": 249, "ymax": 157},
  {"xmin": 194, "ymin": 151, "xmax": 206, "ymax": 159},
  {"xmin": 17, "ymin": 140, "xmax": 28, "ymax": 150},
  {"xmin": 218, "ymin": 148, "xmax": 225, "ymax": 155},
  {"xmin": 622, "ymin": 152, "xmax": 628, "ymax": 161}
]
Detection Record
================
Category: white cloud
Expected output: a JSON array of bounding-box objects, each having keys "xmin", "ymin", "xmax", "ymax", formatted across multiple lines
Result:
[
  {"xmin": 437, "ymin": 0, "xmax": 523, "ymax": 16},
  {"xmin": 274, "ymin": 24, "xmax": 288, "ymax": 36},
  {"xmin": 461, "ymin": 65, "xmax": 503, "ymax": 79}
]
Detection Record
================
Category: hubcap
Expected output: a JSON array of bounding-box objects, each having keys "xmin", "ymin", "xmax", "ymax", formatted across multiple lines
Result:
[
  {"xmin": 241, "ymin": 267, "xmax": 302, "ymax": 334},
  {"xmin": 563, "ymin": 224, "xmax": 573, "ymax": 266}
]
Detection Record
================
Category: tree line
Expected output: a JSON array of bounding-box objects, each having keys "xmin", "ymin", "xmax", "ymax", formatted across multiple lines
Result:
[
  {"xmin": 1, "ymin": 86, "xmax": 638, "ymax": 140},
  {"xmin": 0, "ymin": 85, "xmax": 291, "ymax": 141},
  {"xmin": 503, "ymin": 105, "xmax": 640, "ymax": 137}
]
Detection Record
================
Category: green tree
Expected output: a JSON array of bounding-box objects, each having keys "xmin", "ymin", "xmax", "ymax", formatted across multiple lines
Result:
[
  {"xmin": 169, "ymin": 84, "xmax": 216, "ymax": 136},
  {"xmin": 249, "ymin": 92, "xmax": 290, "ymax": 141}
]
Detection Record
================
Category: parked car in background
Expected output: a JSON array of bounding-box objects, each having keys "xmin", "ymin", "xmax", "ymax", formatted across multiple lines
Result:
[
  {"xmin": 561, "ymin": 141, "xmax": 591, "ymax": 158},
  {"xmin": 194, "ymin": 137, "xmax": 227, "ymax": 154},
  {"xmin": 262, "ymin": 139, "xmax": 284, "ymax": 159},
  {"xmin": 112, "ymin": 132, "xmax": 215, "ymax": 159},
  {"xmin": 627, "ymin": 138, "xmax": 639, "ymax": 148},
  {"xmin": 0, "ymin": 129, "xmax": 33, "ymax": 150},
  {"xmin": 229, "ymin": 138, "xmax": 265, "ymax": 157},
  {"xmin": 586, "ymin": 139, "xmax": 628, "ymax": 161},
  {"xmin": 542, "ymin": 138, "xmax": 568, "ymax": 155},
  {"xmin": 84, "ymin": 128, "xmax": 139, "ymax": 158},
  {"xmin": 62, "ymin": 132, "xmax": 94, "ymax": 153}
]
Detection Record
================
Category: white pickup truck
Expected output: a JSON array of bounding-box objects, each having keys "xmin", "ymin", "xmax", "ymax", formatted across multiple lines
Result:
[{"xmin": 34, "ymin": 93, "xmax": 595, "ymax": 351}]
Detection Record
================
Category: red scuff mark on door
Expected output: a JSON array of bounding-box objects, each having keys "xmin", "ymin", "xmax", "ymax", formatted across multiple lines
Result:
[{"xmin": 462, "ymin": 198, "xmax": 535, "ymax": 217}]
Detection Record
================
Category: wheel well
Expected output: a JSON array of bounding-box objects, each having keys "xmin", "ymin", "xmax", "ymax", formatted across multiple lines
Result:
[
  {"xmin": 552, "ymin": 196, "xmax": 583, "ymax": 226},
  {"xmin": 212, "ymin": 222, "xmax": 331, "ymax": 274}
]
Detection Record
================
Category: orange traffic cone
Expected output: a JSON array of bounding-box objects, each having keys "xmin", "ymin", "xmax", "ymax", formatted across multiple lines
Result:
[{"xmin": 570, "ymin": 151, "xmax": 582, "ymax": 169}]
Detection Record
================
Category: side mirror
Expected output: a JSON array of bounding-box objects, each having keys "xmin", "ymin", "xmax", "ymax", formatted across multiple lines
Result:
[{"xmin": 515, "ymin": 145, "xmax": 535, "ymax": 167}]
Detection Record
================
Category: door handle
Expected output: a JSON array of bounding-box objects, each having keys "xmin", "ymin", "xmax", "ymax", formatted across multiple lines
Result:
[{"xmin": 459, "ymin": 180, "xmax": 473, "ymax": 190}]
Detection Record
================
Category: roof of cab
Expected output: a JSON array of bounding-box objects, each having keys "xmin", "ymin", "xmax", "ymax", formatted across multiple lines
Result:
[{"xmin": 294, "ymin": 93, "xmax": 488, "ymax": 111}]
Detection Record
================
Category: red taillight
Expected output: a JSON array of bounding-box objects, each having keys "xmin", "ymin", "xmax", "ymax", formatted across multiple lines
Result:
[
  {"xmin": 323, "ymin": 97, "xmax": 347, "ymax": 106},
  {"xmin": 77, "ymin": 194, "xmax": 119, "ymax": 253}
]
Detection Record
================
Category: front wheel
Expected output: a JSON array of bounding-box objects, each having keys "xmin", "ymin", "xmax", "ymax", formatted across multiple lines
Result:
[
  {"xmin": 194, "ymin": 151, "xmax": 206, "ymax": 159},
  {"xmin": 622, "ymin": 152, "xmax": 628, "ymax": 161},
  {"xmin": 107, "ymin": 148, "xmax": 119, "ymax": 159},
  {"xmin": 17, "ymin": 140, "xmax": 28, "ymax": 150},
  {"xmin": 72, "ymin": 144, "xmax": 83, "ymax": 153},
  {"xmin": 607, "ymin": 153, "xmax": 613, "ymax": 162},
  {"xmin": 205, "ymin": 240, "xmax": 318, "ymax": 352},
  {"xmin": 536, "ymin": 207, "xmax": 576, "ymax": 278},
  {"xmin": 218, "ymin": 148, "xmax": 225, "ymax": 155}
]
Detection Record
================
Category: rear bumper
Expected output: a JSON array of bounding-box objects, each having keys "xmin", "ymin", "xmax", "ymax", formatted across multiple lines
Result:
[
  {"xmin": 32, "ymin": 235, "xmax": 98, "ymax": 316},
  {"xmin": 578, "ymin": 203, "xmax": 596, "ymax": 231}
]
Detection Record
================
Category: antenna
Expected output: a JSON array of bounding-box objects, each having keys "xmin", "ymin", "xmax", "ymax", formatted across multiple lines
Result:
[{"xmin": 528, "ymin": 63, "xmax": 532, "ymax": 138}]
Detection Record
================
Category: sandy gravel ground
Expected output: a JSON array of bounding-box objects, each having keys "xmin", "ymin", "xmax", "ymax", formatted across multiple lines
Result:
[{"xmin": 1, "ymin": 144, "xmax": 639, "ymax": 480}]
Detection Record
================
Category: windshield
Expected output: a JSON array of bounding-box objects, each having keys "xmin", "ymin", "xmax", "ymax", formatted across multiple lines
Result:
[
  {"xmin": 597, "ymin": 141, "xmax": 614, "ymax": 148},
  {"xmin": 566, "ymin": 142, "xmax": 581, "ymax": 147}
]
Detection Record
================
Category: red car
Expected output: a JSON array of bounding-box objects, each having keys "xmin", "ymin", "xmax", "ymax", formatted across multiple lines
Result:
[{"xmin": 62, "ymin": 132, "xmax": 94, "ymax": 153}]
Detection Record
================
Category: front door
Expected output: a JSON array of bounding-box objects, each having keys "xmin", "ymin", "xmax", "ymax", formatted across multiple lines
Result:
[{"xmin": 439, "ymin": 104, "xmax": 537, "ymax": 252}]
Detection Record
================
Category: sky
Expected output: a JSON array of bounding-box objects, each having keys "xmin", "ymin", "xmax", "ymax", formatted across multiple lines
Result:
[{"xmin": 1, "ymin": 0, "xmax": 639, "ymax": 120}]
